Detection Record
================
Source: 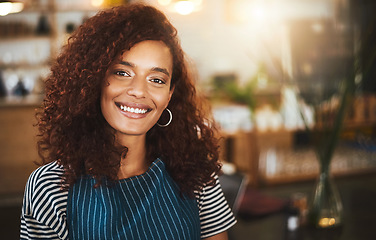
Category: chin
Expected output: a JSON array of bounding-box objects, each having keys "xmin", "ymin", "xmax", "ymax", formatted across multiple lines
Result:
[{"xmin": 116, "ymin": 126, "xmax": 149, "ymax": 137}]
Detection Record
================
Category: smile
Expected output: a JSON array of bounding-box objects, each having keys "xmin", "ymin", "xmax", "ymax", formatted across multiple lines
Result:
[{"xmin": 117, "ymin": 103, "xmax": 150, "ymax": 114}]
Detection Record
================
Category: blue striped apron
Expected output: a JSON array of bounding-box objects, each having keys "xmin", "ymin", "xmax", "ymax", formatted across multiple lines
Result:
[{"xmin": 67, "ymin": 159, "xmax": 201, "ymax": 240}]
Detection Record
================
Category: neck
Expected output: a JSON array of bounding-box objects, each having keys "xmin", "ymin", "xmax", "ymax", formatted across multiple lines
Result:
[{"xmin": 116, "ymin": 134, "xmax": 149, "ymax": 179}]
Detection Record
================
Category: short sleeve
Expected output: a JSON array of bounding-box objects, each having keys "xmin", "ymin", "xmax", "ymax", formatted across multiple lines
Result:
[
  {"xmin": 196, "ymin": 176, "xmax": 237, "ymax": 238},
  {"xmin": 20, "ymin": 161, "xmax": 69, "ymax": 240}
]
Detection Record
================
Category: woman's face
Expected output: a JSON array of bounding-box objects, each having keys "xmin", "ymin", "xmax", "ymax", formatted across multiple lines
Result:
[{"xmin": 101, "ymin": 40, "xmax": 174, "ymax": 138}]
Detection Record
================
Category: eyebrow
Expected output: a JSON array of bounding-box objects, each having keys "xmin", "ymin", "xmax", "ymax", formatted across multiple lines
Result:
[
  {"xmin": 151, "ymin": 67, "xmax": 170, "ymax": 77},
  {"xmin": 119, "ymin": 61, "xmax": 170, "ymax": 77},
  {"xmin": 119, "ymin": 61, "xmax": 134, "ymax": 68}
]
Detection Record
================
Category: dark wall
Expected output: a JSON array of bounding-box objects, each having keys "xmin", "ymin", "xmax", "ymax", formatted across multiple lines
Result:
[{"xmin": 352, "ymin": 0, "xmax": 376, "ymax": 93}]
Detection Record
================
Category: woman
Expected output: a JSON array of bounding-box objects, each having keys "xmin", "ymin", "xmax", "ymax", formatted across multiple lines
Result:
[{"xmin": 21, "ymin": 3, "xmax": 236, "ymax": 240}]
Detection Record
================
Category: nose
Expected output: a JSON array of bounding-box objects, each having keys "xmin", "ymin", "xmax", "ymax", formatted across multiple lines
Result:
[{"xmin": 126, "ymin": 77, "xmax": 146, "ymax": 98}]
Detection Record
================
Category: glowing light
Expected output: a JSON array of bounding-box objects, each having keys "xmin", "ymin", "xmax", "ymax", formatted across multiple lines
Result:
[
  {"xmin": 0, "ymin": 2, "xmax": 24, "ymax": 16},
  {"xmin": 312, "ymin": 23, "xmax": 324, "ymax": 33},
  {"xmin": 174, "ymin": 1, "xmax": 195, "ymax": 15},
  {"xmin": 0, "ymin": 3, "xmax": 12, "ymax": 16},
  {"xmin": 191, "ymin": 0, "xmax": 202, "ymax": 6},
  {"xmin": 158, "ymin": 0, "xmax": 172, "ymax": 6},
  {"xmin": 12, "ymin": 2, "xmax": 23, "ymax": 12},
  {"xmin": 91, "ymin": 0, "xmax": 104, "ymax": 7},
  {"xmin": 251, "ymin": 5, "xmax": 266, "ymax": 21},
  {"xmin": 302, "ymin": 63, "xmax": 313, "ymax": 75},
  {"xmin": 318, "ymin": 217, "xmax": 336, "ymax": 227}
]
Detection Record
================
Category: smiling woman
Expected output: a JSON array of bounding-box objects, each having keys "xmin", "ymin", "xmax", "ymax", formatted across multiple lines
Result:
[
  {"xmin": 101, "ymin": 40, "xmax": 174, "ymax": 139},
  {"xmin": 20, "ymin": 3, "xmax": 236, "ymax": 240}
]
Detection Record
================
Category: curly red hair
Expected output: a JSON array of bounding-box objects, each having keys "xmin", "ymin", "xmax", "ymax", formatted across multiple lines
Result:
[{"xmin": 37, "ymin": 3, "xmax": 221, "ymax": 194}]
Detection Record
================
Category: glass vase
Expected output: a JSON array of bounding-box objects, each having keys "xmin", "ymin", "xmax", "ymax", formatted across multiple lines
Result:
[{"xmin": 308, "ymin": 167, "xmax": 344, "ymax": 228}]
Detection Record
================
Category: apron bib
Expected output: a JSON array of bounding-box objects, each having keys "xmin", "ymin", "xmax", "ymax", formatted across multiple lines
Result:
[{"xmin": 67, "ymin": 159, "xmax": 200, "ymax": 240}]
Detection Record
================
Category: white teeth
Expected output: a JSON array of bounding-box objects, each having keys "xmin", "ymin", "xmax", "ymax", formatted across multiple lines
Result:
[{"xmin": 119, "ymin": 105, "xmax": 147, "ymax": 114}]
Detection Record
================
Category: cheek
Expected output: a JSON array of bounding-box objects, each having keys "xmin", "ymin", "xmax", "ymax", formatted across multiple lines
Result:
[
  {"xmin": 100, "ymin": 85, "xmax": 116, "ymax": 116},
  {"xmin": 100, "ymin": 94, "xmax": 109, "ymax": 121},
  {"xmin": 154, "ymin": 91, "xmax": 172, "ymax": 109},
  {"xmin": 101, "ymin": 80, "xmax": 120, "ymax": 103},
  {"xmin": 100, "ymin": 88, "xmax": 109, "ymax": 108}
]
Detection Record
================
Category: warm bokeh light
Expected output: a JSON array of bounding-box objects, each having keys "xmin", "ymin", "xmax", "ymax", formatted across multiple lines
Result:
[
  {"xmin": 158, "ymin": 0, "xmax": 172, "ymax": 6},
  {"xmin": 159, "ymin": 0, "xmax": 202, "ymax": 15},
  {"xmin": 311, "ymin": 22, "xmax": 324, "ymax": 33},
  {"xmin": 251, "ymin": 4, "xmax": 267, "ymax": 21},
  {"xmin": 174, "ymin": 1, "xmax": 195, "ymax": 15},
  {"xmin": 318, "ymin": 217, "xmax": 337, "ymax": 227},
  {"xmin": 91, "ymin": 0, "xmax": 104, "ymax": 7},
  {"xmin": 0, "ymin": 2, "xmax": 12, "ymax": 16},
  {"xmin": 191, "ymin": 0, "xmax": 202, "ymax": 6},
  {"xmin": 0, "ymin": 2, "xmax": 24, "ymax": 16}
]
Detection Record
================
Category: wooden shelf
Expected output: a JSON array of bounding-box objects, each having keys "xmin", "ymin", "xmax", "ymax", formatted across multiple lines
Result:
[
  {"xmin": 259, "ymin": 167, "xmax": 376, "ymax": 186},
  {"xmin": 0, "ymin": 95, "xmax": 44, "ymax": 108},
  {"xmin": 0, "ymin": 35, "xmax": 51, "ymax": 43},
  {"xmin": 220, "ymin": 128, "xmax": 376, "ymax": 186},
  {"xmin": 0, "ymin": 62, "xmax": 50, "ymax": 70}
]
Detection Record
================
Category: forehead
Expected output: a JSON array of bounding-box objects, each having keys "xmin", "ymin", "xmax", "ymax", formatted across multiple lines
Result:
[
  {"xmin": 111, "ymin": 41, "xmax": 173, "ymax": 78},
  {"xmin": 121, "ymin": 41, "xmax": 172, "ymax": 61}
]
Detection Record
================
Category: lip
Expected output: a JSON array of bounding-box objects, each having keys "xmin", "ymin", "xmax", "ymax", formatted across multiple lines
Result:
[{"xmin": 115, "ymin": 101, "xmax": 152, "ymax": 119}]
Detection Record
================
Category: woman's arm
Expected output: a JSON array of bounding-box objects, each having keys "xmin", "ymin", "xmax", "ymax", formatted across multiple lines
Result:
[
  {"xmin": 197, "ymin": 176, "xmax": 236, "ymax": 239},
  {"xmin": 203, "ymin": 231, "xmax": 228, "ymax": 240}
]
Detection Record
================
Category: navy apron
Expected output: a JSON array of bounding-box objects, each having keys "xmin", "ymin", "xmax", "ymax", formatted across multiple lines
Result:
[{"xmin": 67, "ymin": 159, "xmax": 200, "ymax": 240}]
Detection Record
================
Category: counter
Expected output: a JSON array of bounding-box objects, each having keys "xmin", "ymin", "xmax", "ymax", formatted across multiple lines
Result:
[
  {"xmin": 229, "ymin": 173, "xmax": 376, "ymax": 240},
  {"xmin": 0, "ymin": 95, "xmax": 43, "ymax": 195}
]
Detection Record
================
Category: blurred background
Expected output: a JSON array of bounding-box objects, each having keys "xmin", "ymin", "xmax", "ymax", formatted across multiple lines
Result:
[{"xmin": 0, "ymin": 0, "xmax": 375, "ymax": 239}]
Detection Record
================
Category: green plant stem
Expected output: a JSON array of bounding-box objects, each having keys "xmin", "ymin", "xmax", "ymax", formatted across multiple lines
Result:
[{"xmin": 318, "ymin": 73, "xmax": 354, "ymax": 172}]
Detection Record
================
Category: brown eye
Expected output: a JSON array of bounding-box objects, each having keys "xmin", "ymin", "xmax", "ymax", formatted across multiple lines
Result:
[
  {"xmin": 114, "ymin": 71, "xmax": 131, "ymax": 77},
  {"xmin": 150, "ymin": 78, "xmax": 165, "ymax": 84}
]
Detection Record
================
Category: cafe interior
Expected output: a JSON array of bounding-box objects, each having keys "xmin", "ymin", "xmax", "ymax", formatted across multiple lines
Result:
[{"xmin": 1, "ymin": 0, "xmax": 375, "ymax": 239}]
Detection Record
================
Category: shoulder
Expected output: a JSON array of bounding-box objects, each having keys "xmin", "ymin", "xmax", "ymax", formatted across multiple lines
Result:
[
  {"xmin": 22, "ymin": 161, "xmax": 69, "ymax": 239},
  {"xmin": 195, "ymin": 175, "xmax": 222, "ymax": 209},
  {"xmin": 195, "ymin": 175, "xmax": 237, "ymax": 238},
  {"xmin": 24, "ymin": 161, "xmax": 65, "ymax": 203},
  {"xmin": 23, "ymin": 161, "xmax": 68, "ymax": 222},
  {"xmin": 27, "ymin": 161, "xmax": 65, "ymax": 185}
]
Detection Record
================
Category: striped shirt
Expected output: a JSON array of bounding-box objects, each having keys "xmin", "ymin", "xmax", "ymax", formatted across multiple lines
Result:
[{"xmin": 21, "ymin": 160, "xmax": 236, "ymax": 239}]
